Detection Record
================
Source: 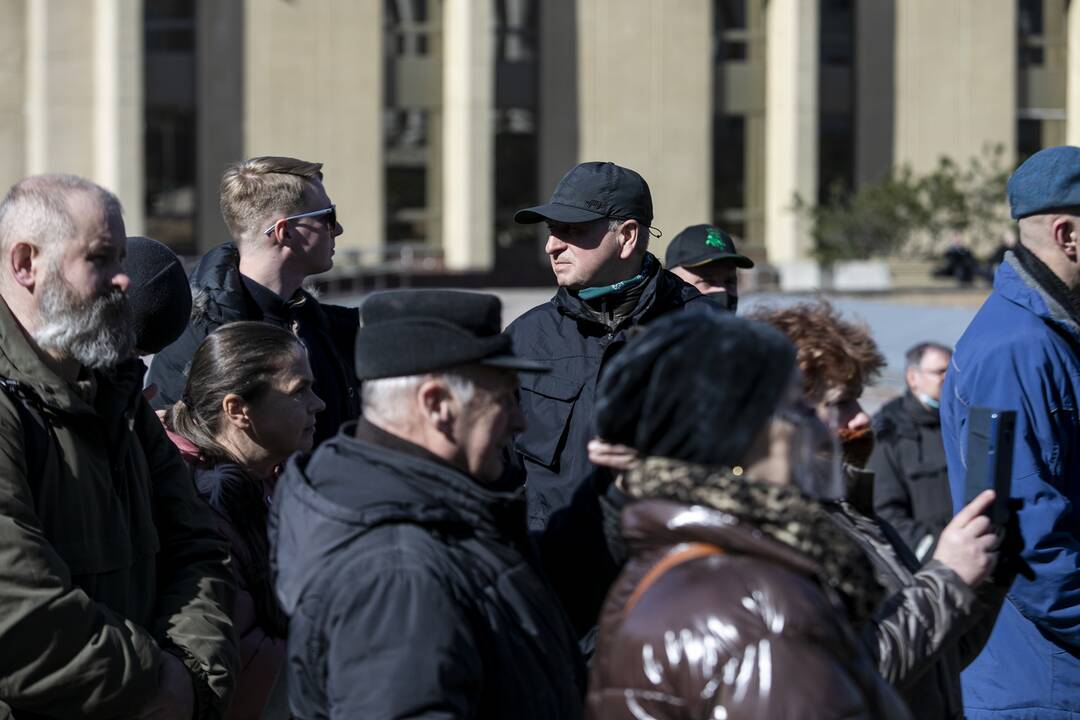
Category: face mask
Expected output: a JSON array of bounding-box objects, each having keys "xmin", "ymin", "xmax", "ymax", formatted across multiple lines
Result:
[{"xmin": 918, "ymin": 393, "xmax": 940, "ymax": 410}]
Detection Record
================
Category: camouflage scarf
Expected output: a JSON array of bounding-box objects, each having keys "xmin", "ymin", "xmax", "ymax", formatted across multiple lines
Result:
[{"xmin": 622, "ymin": 456, "xmax": 884, "ymax": 627}]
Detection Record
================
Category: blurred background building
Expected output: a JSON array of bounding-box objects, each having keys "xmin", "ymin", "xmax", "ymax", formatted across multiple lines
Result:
[{"xmin": 0, "ymin": 0, "xmax": 1077, "ymax": 283}]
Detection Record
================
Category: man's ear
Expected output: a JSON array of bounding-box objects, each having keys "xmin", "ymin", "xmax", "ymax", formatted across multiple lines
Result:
[
  {"xmin": 418, "ymin": 379, "xmax": 457, "ymax": 436},
  {"xmin": 10, "ymin": 241, "xmax": 40, "ymax": 290},
  {"xmin": 617, "ymin": 220, "xmax": 640, "ymax": 260},
  {"xmin": 1053, "ymin": 216, "xmax": 1078, "ymax": 262},
  {"xmin": 220, "ymin": 393, "xmax": 252, "ymax": 430}
]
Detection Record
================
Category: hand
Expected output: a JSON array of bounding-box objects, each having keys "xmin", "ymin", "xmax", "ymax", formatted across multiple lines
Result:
[
  {"xmin": 133, "ymin": 652, "xmax": 195, "ymax": 720},
  {"xmin": 932, "ymin": 489, "xmax": 1001, "ymax": 586},
  {"xmin": 588, "ymin": 439, "xmax": 641, "ymax": 472}
]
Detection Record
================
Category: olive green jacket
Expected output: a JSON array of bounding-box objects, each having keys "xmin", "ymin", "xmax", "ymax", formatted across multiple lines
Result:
[{"xmin": 0, "ymin": 298, "xmax": 237, "ymax": 719}]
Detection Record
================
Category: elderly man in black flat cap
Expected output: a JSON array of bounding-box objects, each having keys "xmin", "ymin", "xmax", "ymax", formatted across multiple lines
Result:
[{"xmin": 270, "ymin": 289, "xmax": 585, "ymax": 720}]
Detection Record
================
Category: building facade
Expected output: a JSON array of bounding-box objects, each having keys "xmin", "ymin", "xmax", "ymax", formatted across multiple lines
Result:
[{"xmin": 0, "ymin": 0, "xmax": 1077, "ymax": 277}]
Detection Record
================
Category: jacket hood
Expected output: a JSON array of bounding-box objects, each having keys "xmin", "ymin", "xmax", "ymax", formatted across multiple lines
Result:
[
  {"xmin": 998, "ymin": 251, "xmax": 1080, "ymax": 344},
  {"xmin": 188, "ymin": 243, "xmax": 250, "ymax": 327},
  {"xmin": 270, "ymin": 426, "xmax": 528, "ymax": 615}
]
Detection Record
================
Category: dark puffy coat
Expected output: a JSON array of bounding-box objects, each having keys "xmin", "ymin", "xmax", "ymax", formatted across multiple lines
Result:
[
  {"xmin": 587, "ymin": 497, "xmax": 910, "ymax": 719},
  {"xmin": 269, "ymin": 420, "xmax": 586, "ymax": 719},
  {"xmin": 147, "ymin": 243, "xmax": 360, "ymax": 446},
  {"xmin": 0, "ymin": 299, "xmax": 237, "ymax": 719},
  {"xmin": 505, "ymin": 258, "xmax": 706, "ymax": 532},
  {"xmin": 195, "ymin": 463, "xmax": 286, "ymax": 720},
  {"xmin": 870, "ymin": 392, "xmax": 952, "ymax": 558},
  {"xmin": 825, "ymin": 498, "xmax": 1005, "ymax": 719}
]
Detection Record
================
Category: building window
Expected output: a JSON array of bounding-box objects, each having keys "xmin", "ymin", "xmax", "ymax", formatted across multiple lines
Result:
[
  {"xmin": 819, "ymin": 0, "xmax": 855, "ymax": 203},
  {"xmin": 384, "ymin": 0, "xmax": 442, "ymax": 249},
  {"xmin": 713, "ymin": 0, "xmax": 765, "ymax": 250},
  {"xmin": 494, "ymin": 0, "xmax": 540, "ymax": 270},
  {"xmin": 1017, "ymin": 0, "xmax": 1067, "ymax": 157},
  {"xmin": 144, "ymin": 0, "xmax": 196, "ymax": 254}
]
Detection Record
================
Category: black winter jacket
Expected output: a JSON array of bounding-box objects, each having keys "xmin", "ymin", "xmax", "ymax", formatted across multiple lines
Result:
[
  {"xmin": 870, "ymin": 392, "xmax": 952, "ymax": 558},
  {"xmin": 269, "ymin": 420, "xmax": 586, "ymax": 720},
  {"xmin": 147, "ymin": 244, "xmax": 360, "ymax": 446},
  {"xmin": 504, "ymin": 258, "xmax": 706, "ymax": 533}
]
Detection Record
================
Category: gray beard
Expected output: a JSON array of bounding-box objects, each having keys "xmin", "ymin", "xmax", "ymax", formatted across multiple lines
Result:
[{"xmin": 32, "ymin": 271, "xmax": 134, "ymax": 370}]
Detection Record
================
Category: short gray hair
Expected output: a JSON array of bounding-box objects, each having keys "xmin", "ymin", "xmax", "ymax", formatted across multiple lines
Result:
[
  {"xmin": 362, "ymin": 371, "xmax": 477, "ymax": 426},
  {"xmin": 0, "ymin": 174, "xmax": 122, "ymax": 258}
]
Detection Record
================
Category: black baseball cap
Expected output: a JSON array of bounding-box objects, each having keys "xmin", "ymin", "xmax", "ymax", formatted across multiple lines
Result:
[
  {"xmin": 355, "ymin": 290, "xmax": 549, "ymax": 381},
  {"xmin": 515, "ymin": 161, "xmax": 653, "ymax": 226},
  {"xmin": 664, "ymin": 224, "xmax": 754, "ymax": 270}
]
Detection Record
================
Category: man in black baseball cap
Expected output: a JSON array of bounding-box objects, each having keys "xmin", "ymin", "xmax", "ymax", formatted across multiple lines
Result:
[
  {"xmin": 504, "ymin": 161, "xmax": 717, "ymax": 535},
  {"xmin": 272, "ymin": 289, "xmax": 585, "ymax": 720},
  {"xmin": 665, "ymin": 224, "xmax": 754, "ymax": 313}
]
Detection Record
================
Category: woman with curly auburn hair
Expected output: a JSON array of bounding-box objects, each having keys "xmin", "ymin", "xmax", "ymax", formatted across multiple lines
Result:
[{"xmin": 749, "ymin": 300, "xmax": 1006, "ymax": 720}]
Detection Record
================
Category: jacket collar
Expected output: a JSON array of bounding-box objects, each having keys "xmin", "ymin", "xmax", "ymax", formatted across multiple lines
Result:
[
  {"xmin": 191, "ymin": 242, "xmax": 325, "ymax": 331},
  {"xmin": 901, "ymin": 390, "xmax": 940, "ymax": 427},
  {"xmin": 998, "ymin": 251, "xmax": 1080, "ymax": 345},
  {"xmin": 621, "ymin": 456, "xmax": 885, "ymax": 626},
  {"xmin": 299, "ymin": 420, "xmax": 528, "ymax": 542},
  {"xmin": 552, "ymin": 253, "xmax": 696, "ymax": 330}
]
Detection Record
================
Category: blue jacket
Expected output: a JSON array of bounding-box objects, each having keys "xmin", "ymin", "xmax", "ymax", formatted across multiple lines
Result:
[{"xmin": 941, "ymin": 253, "xmax": 1080, "ymax": 718}]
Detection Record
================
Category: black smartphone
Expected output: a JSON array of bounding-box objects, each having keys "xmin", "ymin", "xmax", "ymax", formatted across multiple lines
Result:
[{"xmin": 963, "ymin": 407, "xmax": 1016, "ymax": 525}]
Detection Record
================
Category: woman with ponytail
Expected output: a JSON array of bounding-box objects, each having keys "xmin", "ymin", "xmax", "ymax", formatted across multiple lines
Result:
[{"xmin": 167, "ymin": 320, "xmax": 325, "ymax": 720}]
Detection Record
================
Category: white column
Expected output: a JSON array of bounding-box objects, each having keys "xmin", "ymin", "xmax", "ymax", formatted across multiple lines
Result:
[
  {"xmin": 577, "ymin": 0, "xmax": 712, "ymax": 253},
  {"xmin": 244, "ymin": 0, "xmax": 383, "ymax": 258},
  {"xmin": 441, "ymin": 0, "xmax": 494, "ymax": 271},
  {"xmin": 764, "ymin": 0, "xmax": 819, "ymax": 264},
  {"xmin": 94, "ymin": 0, "xmax": 144, "ymax": 233},
  {"xmin": 0, "ymin": 0, "xmax": 27, "ymax": 192},
  {"xmin": 1068, "ymin": 0, "xmax": 1080, "ymax": 144}
]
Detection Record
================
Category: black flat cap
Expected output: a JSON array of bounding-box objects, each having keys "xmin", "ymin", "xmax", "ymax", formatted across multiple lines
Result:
[
  {"xmin": 665, "ymin": 224, "xmax": 754, "ymax": 270},
  {"xmin": 123, "ymin": 236, "xmax": 192, "ymax": 355},
  {"xmin": 515, "ymin": 161, "xmax": 653, "ymax": 226},
  {"xmin": 356, "ymin": 290, "xmax": 548, "ymax": 380}
]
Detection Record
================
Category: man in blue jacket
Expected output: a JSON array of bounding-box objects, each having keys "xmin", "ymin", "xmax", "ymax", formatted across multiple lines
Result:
[{"xmin": 941, "ymin": 145, "xmax": 1080, "ymax": 718}]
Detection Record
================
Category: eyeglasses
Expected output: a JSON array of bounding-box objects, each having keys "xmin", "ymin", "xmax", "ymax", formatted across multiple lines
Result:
[{"xmin": 263, "ymin": 205, "xmax": 337, "ymax": 236}]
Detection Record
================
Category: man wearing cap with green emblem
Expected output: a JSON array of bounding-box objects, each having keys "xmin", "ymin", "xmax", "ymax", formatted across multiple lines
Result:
[{"xmin": 665, "ymin": 224, "xmax": 755, "ymax": 313}]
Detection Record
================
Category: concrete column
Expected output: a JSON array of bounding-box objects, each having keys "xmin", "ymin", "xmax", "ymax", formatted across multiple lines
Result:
[
  {"xmin": 764, "ymin": 0, "xmax": 818, "ymax": 264},
  {"xmin": 577, "ymin": 0, "xmax": 712, "ymax": 256},
  {"xmin": 24, "ymin": 0, "xmax": 143, "ymax": 230},
  {"xmin": 244, "ymin": 0, "xmax": 383, "ymax": 259},
  {"xmin": 0, "ymin": 1, "xmax": 26, "ymax": 193},
  {"xmin": 894, "ymin": 0, "xmax": 1015, "ymax": 173},
  {"xmin": 442, "ymin": 0, "xmax": 494, "ymax": 271},
  {"xmin": 1068, "ymin": 0, "xmax": 1080, "ymax": 144},
  {"xmin": 94, "ymin": 0, "xmax": 144, "ymax": 234}
]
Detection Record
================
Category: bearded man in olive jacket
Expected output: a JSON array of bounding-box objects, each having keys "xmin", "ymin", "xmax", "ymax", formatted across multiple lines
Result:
[{"xmin": 0, "ymin": 175, "xmax": 237, "ymax": 719}]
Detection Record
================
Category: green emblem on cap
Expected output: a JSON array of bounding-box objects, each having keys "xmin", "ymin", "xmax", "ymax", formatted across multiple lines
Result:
[{"xmin": 705, "ymin": 227, "xmax": 728, "ymax": 251}]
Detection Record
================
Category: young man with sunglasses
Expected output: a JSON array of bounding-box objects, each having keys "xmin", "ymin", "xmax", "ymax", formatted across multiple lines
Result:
[{"xmin": 148, "ymin": 156, "xmax": 360, "ymax": 446}]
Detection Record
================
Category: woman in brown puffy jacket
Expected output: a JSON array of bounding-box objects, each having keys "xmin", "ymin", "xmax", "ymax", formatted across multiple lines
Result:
[{"xmin": 585, "ymin": 310, "xmax": 910, "ymax": 719}]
